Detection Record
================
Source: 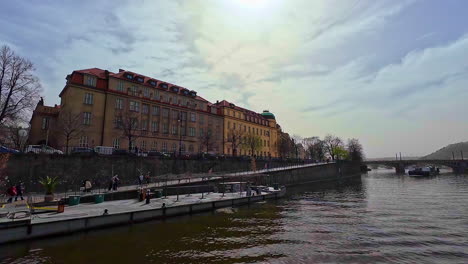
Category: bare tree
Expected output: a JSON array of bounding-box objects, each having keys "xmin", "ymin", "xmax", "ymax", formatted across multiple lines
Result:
[
  {"xmin": 347, "ymin": 138, "xmax": 365, "ymax": 162},
  {"xmin": 0, "ymin": 45, "xmax": 41, "ymax": 125},
  {"xmin": 225, "ymin": 127, "xmax": 245, "ymax": 156},
  {"xmin": 304, "ymin": 137, "xmax": 326, "ymax": 161},
  {"xmin": 199, "ymin": 128, "xmax": 215, "ymax": 153},
  {"xmin": 56, "ymin": 110, "xmax": 85, "ymax": 154},
  {"xmin": 242, "ymin": 132, "xmax": 262, "ymax": 156},
  {"xmin": 323, "ymin": 134, "xmax": 344, "ymax": 161},
  {"xmin": 116, "ymin": 111, "xmax": 139, "ymax": 151},
  {"xmin": 7, "ymin": 125, "xmax": 28, "ymax": 151}
]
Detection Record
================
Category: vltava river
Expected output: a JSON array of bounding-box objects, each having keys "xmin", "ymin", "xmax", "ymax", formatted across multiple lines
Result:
[{"xmin": 1, "ymin": 169, "xmax": 468, "ymax": 263}]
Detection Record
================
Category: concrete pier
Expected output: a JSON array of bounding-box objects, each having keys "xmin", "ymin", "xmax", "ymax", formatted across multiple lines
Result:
[{"xmin": 0, "ymin": 190, "xmax": 282, "ymax": 244}]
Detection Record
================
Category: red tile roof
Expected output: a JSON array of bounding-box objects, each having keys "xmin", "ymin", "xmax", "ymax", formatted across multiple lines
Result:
[
  {"xmin": 109, "ymin": 69, "xmax": 208, "ymax": 102},
  {"xmin": 74, "ymin": 68, "xmax": 109, "ymax": 79},
  {"xmin": 216, "ymin": 100, "xmax": 267, "ymax": 119}
]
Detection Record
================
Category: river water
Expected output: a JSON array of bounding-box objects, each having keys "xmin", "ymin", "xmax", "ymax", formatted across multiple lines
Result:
[{"xmin": 1, "ymin": 169, "xmax": 468, "ymax": 264}]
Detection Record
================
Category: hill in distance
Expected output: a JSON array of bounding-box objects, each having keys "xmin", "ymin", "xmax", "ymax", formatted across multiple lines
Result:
[{"xmin": 422, "ymin": 141, "xmax": 468, "ymax": 160}]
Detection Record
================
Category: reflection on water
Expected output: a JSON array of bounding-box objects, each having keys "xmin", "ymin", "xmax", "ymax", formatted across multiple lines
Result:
[{"xmin": 2, "ymin": 169, "xmax": 468, "ymax": 264}]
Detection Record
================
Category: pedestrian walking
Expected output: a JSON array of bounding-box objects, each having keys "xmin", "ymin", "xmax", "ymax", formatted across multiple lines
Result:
[
  {"xmin": 112, "ymin": 174, "xmax": 120, "ymax": 191},
  {"xmin": 6, "ymin": 185, "xmax": 17, "ymax": 203},
  {"xmin": 15, "ymin": 182, "xmax": 24, "ymax": 201}
]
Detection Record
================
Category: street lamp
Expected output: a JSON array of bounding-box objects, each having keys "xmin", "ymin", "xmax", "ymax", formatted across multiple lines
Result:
[{"xmin": 177, "ymin": 114, "xmax": 182, "ymax": 157}]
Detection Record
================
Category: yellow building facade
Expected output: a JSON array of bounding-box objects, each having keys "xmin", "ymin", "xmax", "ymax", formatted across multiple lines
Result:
[{"xmin": 29, "ymin": 68, "xmax": 282, "ymax": 157}]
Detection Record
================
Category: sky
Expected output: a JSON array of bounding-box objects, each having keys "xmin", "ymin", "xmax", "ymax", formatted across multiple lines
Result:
[{"xmin": 1, "ymin": 0, "xmax": 468, "ymax": 158}]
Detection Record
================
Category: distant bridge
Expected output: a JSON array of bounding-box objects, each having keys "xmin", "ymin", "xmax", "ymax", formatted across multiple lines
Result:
[{"xmin": 363, "ymin": 159, "xmax": 468, "ymax": 173}]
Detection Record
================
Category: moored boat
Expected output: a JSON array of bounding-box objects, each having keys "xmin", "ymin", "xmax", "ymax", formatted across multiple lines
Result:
[{"xmin": 408, "ymin": 166, "xmax": 440, "ymax": 177}]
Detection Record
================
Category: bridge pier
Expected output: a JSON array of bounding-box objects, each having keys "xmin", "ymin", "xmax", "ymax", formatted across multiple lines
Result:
[{"xmin": 395, "ymin": 163, "xmax": 406, "ymax": 174}]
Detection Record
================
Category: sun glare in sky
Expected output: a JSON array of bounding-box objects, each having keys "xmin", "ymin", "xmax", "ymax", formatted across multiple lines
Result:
[{"xmin": 237, "ymin": 0, "xmax": 269, "ymax": 8}]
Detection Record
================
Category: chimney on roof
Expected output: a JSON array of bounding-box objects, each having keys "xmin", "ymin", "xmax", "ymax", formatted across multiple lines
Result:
[
  {"xmin": 216, "ymin": 100, "xmax": 219, "ymax": 104},
  {"xmin": 119, "ymin": 69, "xmax": 124, "ymax": 73}
]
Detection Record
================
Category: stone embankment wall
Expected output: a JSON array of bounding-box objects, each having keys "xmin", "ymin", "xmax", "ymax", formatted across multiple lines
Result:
[{"xmin": 2, "ymin": 154, "xmax": 308, "ymax": 192}]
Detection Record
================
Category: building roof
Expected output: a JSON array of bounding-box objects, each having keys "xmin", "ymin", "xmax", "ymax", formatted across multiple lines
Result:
[
  {"xmin": 74, "ymin": 68, "xmax": 109, "ymax": 79},
  {"xmin": 109, "ymin": 69, "xmax": 208, "ymax": 102},
  {"xmin": 215, "ymin": 100, "xmax": 268, "ymax": 120},
  {"xmin": 261, "ymin": 110, "xmax": 275, "ymax": 119}
]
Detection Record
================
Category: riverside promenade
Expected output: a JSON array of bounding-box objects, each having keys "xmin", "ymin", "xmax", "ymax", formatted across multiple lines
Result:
[
  {"xmin": 12, "ymin": 161, "xmax": 331, "ymax": 204},
  {"xmin": 0, "ymin": 188, "xmax": 284, "ymax": 244}
]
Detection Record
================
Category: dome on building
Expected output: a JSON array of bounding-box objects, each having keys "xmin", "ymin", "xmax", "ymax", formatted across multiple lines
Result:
[{"xmin": 261, "ymin": 110, "xmax": 275, "ymax": 120}]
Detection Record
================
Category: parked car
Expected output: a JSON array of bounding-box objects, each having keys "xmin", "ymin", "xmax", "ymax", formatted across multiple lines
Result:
[
  {"xmin": 147, "ymin": 151, "xmax": 170, "ymax": 158},
  {"xmin": 71, "ymin": 147, "xmax": 95, "ymax": 155},
  {"xmin": 0, "ymin": 146, "xmax": 20, "ymax": 154},
  {"xmin": 25, "ymin": 145, "xmax": 63, "ymax": 155},
  {"xmin": 94, "ymin": 146, "xmax": 114, "ymax": 155},
  {"xmin": 112, "ymin": 149, "xmax": 128, "ymax": 156}
]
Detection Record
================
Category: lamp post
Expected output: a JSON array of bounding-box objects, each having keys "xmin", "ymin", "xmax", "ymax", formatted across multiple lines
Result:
[{"xmin": 177, "ymin": 115, "xmax": 182, "ymax": 157}]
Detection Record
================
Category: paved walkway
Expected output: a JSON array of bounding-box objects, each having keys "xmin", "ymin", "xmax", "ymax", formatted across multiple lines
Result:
[{"xmin": 2, "ymin": 162, "xmax": 332, "ymax": 204}]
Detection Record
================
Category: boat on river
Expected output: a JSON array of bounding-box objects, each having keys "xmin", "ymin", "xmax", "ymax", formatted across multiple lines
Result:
[{"xmin": 408, "ymin": 166, "xmax": 440, "ymax": 177}]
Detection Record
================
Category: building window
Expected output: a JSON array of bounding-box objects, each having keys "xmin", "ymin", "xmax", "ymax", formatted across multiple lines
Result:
[
  {"xmin": 41, "ymin": 117, "xmax": 49, "ymax": 130},
  {"xmin": 181, "ymin": 112, "xmax": 187, "ymax": 121},
  {"xmin": 129, "ymin": 101, "xmax": 140, "ymax": 112},
  {"xmin": 189, "ymin": 127, "xmax": 196, "ymax": 137},
  {"xmin": 172, "ymin": 110, "xmax": 179, "ymax": 120},
  {"xmin": 199, "ymin": 115, "xmax": 204, "ymax": 124},
  {"xmin": 172, "ymin": 125, "xmax": 178, "ymax": 135},
  {"xmin": 181, "ymin": 143, "xmax": 186, "ymax": 152},
  {"xmin": 84, "ymin": 93, "xmax": 94, "ymax": 105},
  {"xmin": 130, "ymin": 86, "xmax": 138, "ymax": 96},
  {"xmin": 85, "ymin": 75, "xmax": 97, "ymax": 87},
  {"xmin": 154, "ymin": 90, "xmax": 160, "ymax": 100},
  {"xmin": 172, "ymin": 143, "xmax": 177, "ymax": 152},
  {"xmin": 115, "ymin": 98, "xmax": 124, "ymax": 109},
  {"xmin": 114, "ymin": 116, "xmax": 123, "ymax": 128},
  {"xmin": 117, "ymin": 81, "xmax": 124, "ymax": 92},
  {"xmin": 130, "ymin": 118, "xmax": 139, "ymax": 129},
  {"xmin": 142, "ymin": 104, "xmax": 149, "ymax": 114},
  {"xmin": 162, "ymin": 123, "xmax": 169, "ymax": 134},
  {"xmin": 151, "ymin": 141, "xmax": 157, "ymax": 150},
  {"xmin": 162, "ymin": 142, "xmax": 167, "ymax": 152},
  {"xmin": 190, "ymin": 113, "xmax": 196, "ymax": 122},
  {"xmin": 143, "ymin": 88, "xmax": 150, "ymax": 98},
  {"xmin": 151, "ymin": 121, "xmax": 159, "ymax": 132},
  {"xmin": 181, "ymin": 126, "xmax": 186, "ymax": 136},
  {"xmin": 199, "ymin": 128, "xmax": 204, "ymax": 137},
  {"xmin": 152, "ymin": 106, "xmax": 159, "ymax": 115},
  {"xmin": 83, "ymin": 112, "xmax": 91, "ymax": 125},
  {"xmin": 140, "ymin": 140, "xmax": 147, "ymax": 151},
  {"xmin": 162, "ymin": 108, "xmax": 169, "ymax": 118},
  {"xmin": 79, "ymin": 136, "xmax": 88, "ymax": 147},
  {"xmin": 141, "ymin": 120, "xmax": 148, "ymax": 131},
  {"xmin": 113, "ymin": 138, "xmax": 120, "ymax": 149}
]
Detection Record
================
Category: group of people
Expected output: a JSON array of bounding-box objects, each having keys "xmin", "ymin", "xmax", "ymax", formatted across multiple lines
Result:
[
  {"xmin": 5, "ymin": 182, "xmax": 24, "ymax": 203},
  {"xmin": 138, "ymin": 172, "xmax": 151, "ymax": 186}
]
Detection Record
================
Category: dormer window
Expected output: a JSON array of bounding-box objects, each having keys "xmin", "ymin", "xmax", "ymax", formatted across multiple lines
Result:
[
  {"xmin": 182, "ymin": 90, "xmax": 189, "ymax": 96},
  {"xmin": 190, "ymin": 91, "xmax": 197, "ymax": 97},
  {"xmin": 149, "ymin": 80, "xmax": 157, "ymax": 86},
  {"xmin": 84, "ymin": 75, "xmax": 97, "ymax": 87},
  {"xmin": 171, "ymin": 86, "xmax": 179, "ymax": 92},
  {"xmin": 125, "ymin": 73, "xmax": 134, "ymax": 80},
  {"xmin": 136, "ymin": 76, "xmax": 144, "ymax": 83},
  {"xmin": 160, "ymin": 83, "xmax": 168, "ymax": 89}
]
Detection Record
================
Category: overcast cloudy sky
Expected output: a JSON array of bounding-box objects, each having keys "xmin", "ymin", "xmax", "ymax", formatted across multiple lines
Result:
[{"xmin": 1, "ymin": 0, "xmax": 468, "ymax": 158}]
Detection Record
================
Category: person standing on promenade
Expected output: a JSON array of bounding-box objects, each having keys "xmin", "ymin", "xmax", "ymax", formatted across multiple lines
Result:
[
  {"xmin": 138, "ymin": 173, "xmax": 144, "ymax": 186},
  {"xmin": 15, "ymin": 182, "xmax": 24, "ymax": 201},
  {"xmin": 6, "ymin": 184, "xmax": 16, "ymax": 203},
  {"xmin": 145, "ymin": 172, "xmax": 151, "ymax": 184}
]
